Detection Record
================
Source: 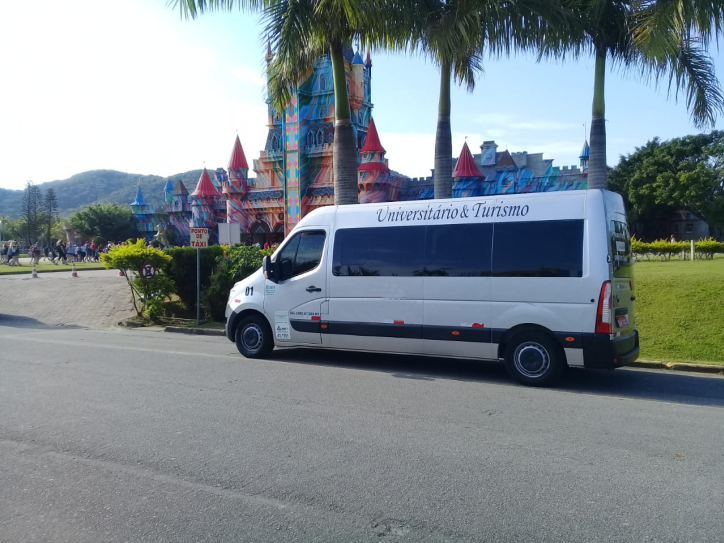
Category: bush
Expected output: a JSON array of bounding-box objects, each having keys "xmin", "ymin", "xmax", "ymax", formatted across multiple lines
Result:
[
  {"xmin": 101, "ymin": 239, "xmax": 175, "ymax": 317},
  {"xmin": 164, "ymin": 246, "xmax": 224, "ymax": 308},
  {"xmin": 202, "ymin": 245, "xmax": 274, "ymax": 321},
  {"xmin": 695, "ymin": 237, "xmax": 724, "ymax": 259}
]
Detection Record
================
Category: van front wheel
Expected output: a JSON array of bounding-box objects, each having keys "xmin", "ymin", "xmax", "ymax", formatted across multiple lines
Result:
[
  {"xmin": 235, "ymin": 315, "xmax": 274, "ymax": 359},
  {"xmin": 504, "ymin": 332, "xmax": 564, "ymax": 387}
]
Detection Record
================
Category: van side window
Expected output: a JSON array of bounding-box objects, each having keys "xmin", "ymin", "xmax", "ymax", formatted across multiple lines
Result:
[
  {"xmin": 425, "ymin": 223, "xmax": 492, "ymax": 276},
  {"xmin": 277, "ymin": 231, "xmax": 326, "ymax": 280},
  {"xmin": 493, "ymin": 219, "xmax": 583, "ymax": 277},
  {"xmin": 333, "ymin": 226, "xmax": 425, "ymax": 277}
]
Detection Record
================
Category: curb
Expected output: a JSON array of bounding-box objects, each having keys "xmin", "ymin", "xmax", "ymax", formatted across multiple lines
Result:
[
  {"xmin": 630, "ymin": 360, "xmax": 724, "ymax": 375},
  {"xmin": 164, "ymin": 325, "xmax": 225, "ymax": 337},
  {"xmin": 0, "ymin": 266, "xmax": 106, "ymax": 276}
]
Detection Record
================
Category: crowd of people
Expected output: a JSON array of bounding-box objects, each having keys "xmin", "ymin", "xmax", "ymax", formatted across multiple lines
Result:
[{"xmin": 1, "ymin": 239, "xmax": 119, "ymax": 266}]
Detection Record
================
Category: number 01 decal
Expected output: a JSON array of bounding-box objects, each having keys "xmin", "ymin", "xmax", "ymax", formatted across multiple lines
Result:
[{"xmin": 245, "ymin": 286, "xmax": 253, "ymax": 296}]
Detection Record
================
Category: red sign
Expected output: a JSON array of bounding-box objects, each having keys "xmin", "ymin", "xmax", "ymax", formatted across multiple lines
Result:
[
  {"xmin": 190, "ymin": 227, "xmax": 209, "ymax": 248},
  {"xmin": 141, "ymin": 263, "xmax": 156, "ymax": 279}
]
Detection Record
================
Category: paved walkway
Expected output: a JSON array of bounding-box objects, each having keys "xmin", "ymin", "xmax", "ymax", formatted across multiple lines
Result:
[{"xmin": 0, "ymin": 269, "xmax": 135, "ymax": 329}]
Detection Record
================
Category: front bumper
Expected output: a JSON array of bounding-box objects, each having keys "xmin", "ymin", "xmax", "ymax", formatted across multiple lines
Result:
[{"xmin": 582, "ymin": 330, "xmax": 639, "ymax": 370}]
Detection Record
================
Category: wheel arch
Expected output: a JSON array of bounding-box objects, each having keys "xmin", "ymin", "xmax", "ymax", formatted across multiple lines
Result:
[
  {"xmin": 227, "ymin": 308, "xmax": 271, "ymax": 341},
  {"xmin": 496, "ymin": 323, "xmax": 568, "ymax": 366}
]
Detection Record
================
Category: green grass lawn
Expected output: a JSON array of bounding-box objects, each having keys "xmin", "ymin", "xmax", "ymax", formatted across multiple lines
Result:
[
  {"xmin": 0, "ymin": 262, "xmax": 106, "ymax": 275},
  {"xmin": 635, "ymin": 259, "xmax": 724, "ymax": 365}
]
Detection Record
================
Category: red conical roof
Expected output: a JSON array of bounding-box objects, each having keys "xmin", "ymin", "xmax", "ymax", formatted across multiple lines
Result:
[
  {"xmin": 453, "ymin": 141, "xmax": 481, "ymax": 178},
  {"xmin": 191, "ymin": 168, "xmax": 217, "ymax": 197},
  {"xmin": 361, "ymin": 118, "xmax": 385, "ymax": 153},
  {"xmin": 228, "ymin": 135, "xmax": 249, "ymax": 170}
]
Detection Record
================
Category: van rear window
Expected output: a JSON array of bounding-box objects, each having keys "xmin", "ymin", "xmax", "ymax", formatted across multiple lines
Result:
[
  {"xmin": 492, "ymin": 220, "xmax": 584, "ymax": 278},
  {"xmin": 610, "ymin": 220, "xmax": 633, "ymax": 278}
]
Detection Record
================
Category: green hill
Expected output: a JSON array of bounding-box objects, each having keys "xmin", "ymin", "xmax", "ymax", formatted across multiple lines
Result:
[{"xmin": 0, "ymin": 169, "xmax": 205, "ymax": 218}]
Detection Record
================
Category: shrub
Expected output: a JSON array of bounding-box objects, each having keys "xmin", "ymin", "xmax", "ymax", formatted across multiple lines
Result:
[
  {"xmin": 695, "ymin": 237, "xmax": 724, "ymax": 259},
  {"xmin": 164, "ymin": 246, "xmax": 224, "ymax": 308},
  {"xmin": 101, "ymin": 239, "xmax": 175, "ymax": 317},
  {"xmin": 202, "ymin": 245, "xmax": 274, "ymax": 321}
]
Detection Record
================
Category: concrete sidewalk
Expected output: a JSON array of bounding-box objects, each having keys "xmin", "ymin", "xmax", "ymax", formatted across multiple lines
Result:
[{"xmin": 0, "ymin": 269, "xmax": 134, "ymax": 329}]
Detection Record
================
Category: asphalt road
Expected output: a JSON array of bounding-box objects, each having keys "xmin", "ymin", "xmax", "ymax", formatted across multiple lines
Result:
[{"xmin": 1, "ymin": 320, "xmax": 723, "ymax": 543}]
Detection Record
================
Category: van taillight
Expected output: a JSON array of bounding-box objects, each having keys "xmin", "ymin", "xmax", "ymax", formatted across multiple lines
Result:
[{"xmin": 596, "ymin": 281, "xmax": 612, "ymax": 334}]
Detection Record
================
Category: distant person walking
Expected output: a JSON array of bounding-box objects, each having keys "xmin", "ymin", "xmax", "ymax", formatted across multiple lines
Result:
[
  {"xmin": 670, "ymin": 234, "xmax": 676, "ymax": 243},
  {"xmin": 56, "ymin": 239, "xmax": 67, "ymax": 265}
]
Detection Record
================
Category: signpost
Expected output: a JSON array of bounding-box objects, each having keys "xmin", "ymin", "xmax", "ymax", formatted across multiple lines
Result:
[{"xmin": 190, "ymin": 228, "xmax": 209, "ymax": 325}]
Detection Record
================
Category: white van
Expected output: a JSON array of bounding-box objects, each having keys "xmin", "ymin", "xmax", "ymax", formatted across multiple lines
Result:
[{"xmin": 225, "ymin": 189, "xmax": 639, "ymax": 386}]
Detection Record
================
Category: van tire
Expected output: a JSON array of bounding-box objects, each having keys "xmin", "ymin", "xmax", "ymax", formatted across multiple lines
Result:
[
  {"xmin": 504, "ymin": 331, "xmax": 564, "ymax": 386},
  {"xmin": 235, "ymin": 315, "xmax": 274, "ymax": 359}
]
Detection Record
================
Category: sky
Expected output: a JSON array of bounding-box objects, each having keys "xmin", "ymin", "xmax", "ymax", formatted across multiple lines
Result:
[{"xmin": 1, "ymin": 0, "xmax": 724, "ymax": 191}]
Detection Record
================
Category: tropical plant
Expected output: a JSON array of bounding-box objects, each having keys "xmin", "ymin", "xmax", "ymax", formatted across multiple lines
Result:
[
  {"xmin": 543, "ymin": 0, "xmax": 724, "ymax": 190},
  {"xmin": 420, "ymin": 0, "xmax": 573, "ymax": 199}
]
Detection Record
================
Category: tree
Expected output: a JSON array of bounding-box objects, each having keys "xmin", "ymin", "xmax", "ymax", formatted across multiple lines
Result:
[
  {"xmin": 41, "ymin": 188, "xmax": 59, "ymax": 245},
  {"xmin": 544, "ymin": 0, "xmax": 724, "ymax": 190},
  {"xmin": 68, "ymin": 203, "xmax": 138, "ymax": 242},
  {"xmin": 419, "ymin": 0, "xmax": 572, "ymax": 199},
  {"xmin": 608, "ymin": 131, "xmax": 724, "ymax": 239},
  {"xmin": 172, "ymin": 0, "xmax": 408, "ymax": 206},
  {"xmin": 20, "ymin": 181, "xmax": 43, "ymax": 244}
]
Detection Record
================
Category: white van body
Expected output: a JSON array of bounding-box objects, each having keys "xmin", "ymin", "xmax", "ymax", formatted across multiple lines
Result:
[{"xmin": 225, "ymin": 190, "xmax": 639, "ymax": 386}]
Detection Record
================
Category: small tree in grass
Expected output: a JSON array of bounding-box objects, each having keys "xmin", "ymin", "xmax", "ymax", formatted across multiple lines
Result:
[{"xmin": 101, "ymin": 239, "xmax": 175, "ymax": 319}]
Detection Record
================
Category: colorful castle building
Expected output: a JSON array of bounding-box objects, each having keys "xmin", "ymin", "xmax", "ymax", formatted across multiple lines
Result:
[{"xmin": 132, "ymin": 50, "xmax": 588, "ymax": 245}]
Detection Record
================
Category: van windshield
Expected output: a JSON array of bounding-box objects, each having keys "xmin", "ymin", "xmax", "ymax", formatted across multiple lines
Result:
[{"xmin": 609, "ymin": 220, "xmax": 633, "ymax": 278}]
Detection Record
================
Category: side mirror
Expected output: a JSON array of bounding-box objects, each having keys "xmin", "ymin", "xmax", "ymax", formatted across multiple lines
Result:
[{"xmin": 263, "ymin": 255, "xmax": 277, "ymax": 283}]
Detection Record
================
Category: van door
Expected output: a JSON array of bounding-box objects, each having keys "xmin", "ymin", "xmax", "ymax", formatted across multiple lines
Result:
[
  {"xmin": 263, "ymin": 228, "xmax": 328, "ymax": 345},
  {"xmin": 326, "ymin": 223, "xmax": 426, "ymax": 354},
  {"xmin": 423, "ymin": 221, "xmax": 495, "ymax": 360},
  {"xmin": 608, "ymin": 217, "xmax": 636, "ymax": 338}
]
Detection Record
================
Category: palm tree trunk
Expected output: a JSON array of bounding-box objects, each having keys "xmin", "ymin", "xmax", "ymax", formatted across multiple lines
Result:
[
  {"xmin": 434, "ymin": 61, "xmax": 453, "ymax": 199},
  {"xmin": 588, "ymin": 50, "xmax": 607, "ymax": 190},
  {"xmin": 330, "ymin": 41, "xmax": 358, "ymax": 206}
]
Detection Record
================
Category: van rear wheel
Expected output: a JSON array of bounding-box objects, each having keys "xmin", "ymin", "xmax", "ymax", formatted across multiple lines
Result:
[
  {"xmin": 504, "ymin": 331, "xmax": 564, "ymax": 387},
  {"xmin": 235, "ymin": 315, "xmax": 274, "ymax": 359}
]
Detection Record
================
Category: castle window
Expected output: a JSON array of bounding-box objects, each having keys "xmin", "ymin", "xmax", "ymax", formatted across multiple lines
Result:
[
  {"xmin": 271, "ymin": 135, "xmax": 278, "ymax": 151},
  {"xmin": 320, "ymin": 75, "xmax": 326, "ymax": 90},
  {"xmin": 307, "ymin": 131, "xmax": 315, "ymax": 147},
  {"xmin": 316, "ymin": 129, "xmax": 324, "ymax": 146}
]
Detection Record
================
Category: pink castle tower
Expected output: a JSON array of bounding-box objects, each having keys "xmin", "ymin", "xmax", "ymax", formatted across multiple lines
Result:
[
  {"xmin": 223, "ymin": 135, "xmax": 251, "ymax": 233},
  {"xmin": 358, "ymin": 118, "xmax": 399, "ymax": 203},
  {"xmin": 452, "ymin": 141, "xmax": 485, "ymax": 198},
  {"xmin": 190, "ymin": 168, "xmax": 219, "ymax": 242}
]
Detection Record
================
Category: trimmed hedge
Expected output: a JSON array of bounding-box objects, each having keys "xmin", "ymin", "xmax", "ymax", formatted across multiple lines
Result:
[{"xmin": 632, "ymin": 237, "xmax": 724, "ymax": 260}]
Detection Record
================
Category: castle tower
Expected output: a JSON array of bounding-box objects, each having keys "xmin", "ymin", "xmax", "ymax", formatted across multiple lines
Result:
[
  {"xmin": 350, "ymin": 51, "xmax": 365, "ymax": 111},
  {"xmin": 131, "ymin": 186, "xmax": 155, "ymax": 237},
  {"xmin": 169, "ymin": 180, "xmax": 191, "ymax": 244},
  {"xmin": 358, "ymin": 118, "xmax": 398, "ymax": 203},
  {"xmin": 163, "ymin": 179, "xmax": 174, "ymax": 208},
  {"xmin": 223, "ymin": 135, "xmax": 251, "ymax": 232},
  {"xmin": 452, "ymin": 141, "xmax": 485, "ymax": 198},
  {"xmin": 579, "ymin": 139, "xmax": 590, "ymax": 171},
  {"xmin": 190, "ymin": 168, "xmax": 219, "ymax": 242}
]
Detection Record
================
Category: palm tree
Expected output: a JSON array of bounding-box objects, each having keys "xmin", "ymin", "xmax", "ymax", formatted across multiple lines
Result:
[
  {"xmin": 543, "ymin": 0, "xmax": 724, "ymax": 190},
  {"xmin": 419, "ymin": 0, "xmax": 574, "ymax": 199},
  {"xmin": 171, "ymin": 0, "xmax": 407, "ymax": 206}
]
